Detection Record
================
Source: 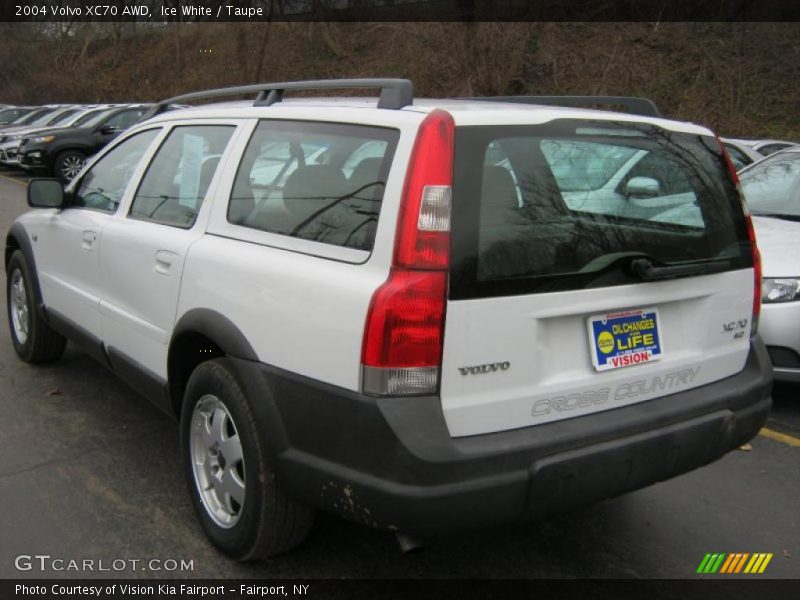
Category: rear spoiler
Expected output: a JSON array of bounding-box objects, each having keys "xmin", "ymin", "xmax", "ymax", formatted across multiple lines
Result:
[{"xmin": 467, "ymin": 96, "xmax": 662, "ymax": 118}]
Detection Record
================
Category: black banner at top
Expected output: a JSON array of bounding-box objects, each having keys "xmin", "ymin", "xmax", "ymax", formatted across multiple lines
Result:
[{"xmin": 2, "ymin": 0, "xmax": 800, "ymax": 22}]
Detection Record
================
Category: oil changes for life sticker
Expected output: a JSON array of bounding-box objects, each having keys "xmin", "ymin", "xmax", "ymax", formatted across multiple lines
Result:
[{"xmin": 588, "ymin": 308, "xmax": 663, "ymax": 371}]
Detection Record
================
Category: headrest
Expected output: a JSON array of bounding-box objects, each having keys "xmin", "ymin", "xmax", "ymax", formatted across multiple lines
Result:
[
  {"xmin": 282, "ymin": 165, "xmax": 348, "ymax": 217},
  {"xmin": 481, "ymin": 165, "xmax": 518, "ymax": 227}
]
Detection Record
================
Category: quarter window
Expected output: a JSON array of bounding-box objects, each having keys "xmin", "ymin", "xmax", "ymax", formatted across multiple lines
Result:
[
  {"xmin": 72, "ymin": 129, "xmax": 160, "ymax": 213},
  {"xmin": 129, "ymin": 125, "xmax": 235, "ymax": 228},
  {"xmin": 228, "ymin": 120, "xmax": 399, "ymax": 251}
]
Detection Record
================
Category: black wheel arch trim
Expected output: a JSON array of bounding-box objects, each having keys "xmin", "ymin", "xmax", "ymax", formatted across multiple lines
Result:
[
  {"xmin": 167, "ymin": 309, "xmax": 260, "ymax": 418},
  {"xmin": 52, "ymin": 145, "xmax": 92, "ymax": 158},
  {"xmin": 170, "ymin": 308, "xmax": 258, "ymax": 361},
  {"xmin": 168, "ymin": 312, "xmax": 287, "ymax": 465},
  {"xmin": 6, "ymin": 223, "xmax": 45, "ymax": 314}
]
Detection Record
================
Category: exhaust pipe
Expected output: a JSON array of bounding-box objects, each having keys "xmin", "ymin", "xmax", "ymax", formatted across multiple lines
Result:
[{"xmin": 395, "ymin": 533, "xmax": 425, "ymax": 554}]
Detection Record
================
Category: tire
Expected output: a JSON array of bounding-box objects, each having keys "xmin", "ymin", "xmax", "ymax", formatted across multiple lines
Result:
[
  {"xmin": 53, "ymin": 150, "xmax": 86, "ymax": 183},
  {"xmin": 180, "ymin": 358, "xmax": 313, "ymax": 560},
  {"xmin": 6, "ymin": 250, "xmax": 67, "ymax": 363}
]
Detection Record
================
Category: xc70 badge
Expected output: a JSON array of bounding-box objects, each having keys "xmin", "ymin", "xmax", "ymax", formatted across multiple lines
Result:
[{"xmin": 459, "ymin": 362, "xmax": 511, "ymax": 376}]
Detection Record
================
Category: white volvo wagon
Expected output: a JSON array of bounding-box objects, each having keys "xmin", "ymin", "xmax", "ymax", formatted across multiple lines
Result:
[{"xmin": 5, "ymin": 79, "xmax": 771, "ymax": 559}]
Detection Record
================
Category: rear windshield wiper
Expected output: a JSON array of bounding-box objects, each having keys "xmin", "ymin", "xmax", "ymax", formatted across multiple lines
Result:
[{"xmin": 629, "ymin": 257, "xmax": 731, "ymax": 281}]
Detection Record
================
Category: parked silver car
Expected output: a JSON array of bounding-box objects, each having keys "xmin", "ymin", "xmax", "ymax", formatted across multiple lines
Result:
[{"xmin": 740, "ymin": 146, "xmax": 800, "ymax": 380}]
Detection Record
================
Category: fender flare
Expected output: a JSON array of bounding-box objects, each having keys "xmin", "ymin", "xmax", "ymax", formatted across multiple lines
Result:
[
  {"xmin": 170, "ymin": 308, "xmax": 258, "ymax": 361},
  {"xmin": 6, "ymin": 222, "xmax": 46, "ymax": 313},
  {"xmin": 167, "ymin": 310, "xmax": 289, "ymax": 462}
]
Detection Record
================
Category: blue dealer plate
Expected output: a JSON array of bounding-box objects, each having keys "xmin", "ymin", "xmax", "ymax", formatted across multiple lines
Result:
[{"xmin": 588, "ymin": 308, "xmax": 663, "ymax": 372}]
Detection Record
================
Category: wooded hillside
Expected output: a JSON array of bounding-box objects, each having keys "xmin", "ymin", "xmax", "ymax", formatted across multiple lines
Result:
[{"xmin": 1, "ymin": 22, "xmax": 797, "ymax": 139}]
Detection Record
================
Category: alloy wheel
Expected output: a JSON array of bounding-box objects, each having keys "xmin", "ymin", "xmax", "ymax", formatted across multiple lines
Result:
[
  {"xmin": 9, "ymin": 269, "xmax": 29, "ymax": 345},
  {"xmin": 61, "ymin": 155, "xmax": 84, "ymax": 180},
  {"xmin": 189, "ymin": 394, "xmax": 246, "ymax": 528}
]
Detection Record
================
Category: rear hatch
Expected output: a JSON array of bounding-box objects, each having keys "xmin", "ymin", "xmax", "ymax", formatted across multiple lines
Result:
[{"xmin": 442, "ymin": 118, "xmax": 755, "ymax": 437}]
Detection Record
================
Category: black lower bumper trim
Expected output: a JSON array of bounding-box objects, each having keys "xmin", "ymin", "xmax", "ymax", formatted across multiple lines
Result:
[{"xmin": 228, "ymin": 338, "xmax": 772, "ymax": 536}]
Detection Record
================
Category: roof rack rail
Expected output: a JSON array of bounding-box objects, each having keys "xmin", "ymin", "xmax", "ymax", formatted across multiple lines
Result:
[
  {"xmin": 143, "ymin": 78, "xmax": 414, "ymax": 120},
  {"xmin": 469, "ymin": 95, "xmax": 662, "ymax": 118}
]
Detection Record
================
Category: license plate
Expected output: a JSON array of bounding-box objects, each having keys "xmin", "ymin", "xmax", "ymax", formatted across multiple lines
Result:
[{"xmin": 588, "ymin": 308, "xmax": 663, "ymax": 372}]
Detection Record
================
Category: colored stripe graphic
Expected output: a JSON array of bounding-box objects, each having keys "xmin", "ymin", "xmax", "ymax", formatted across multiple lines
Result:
[
  {"xmin": 744, "ymin": 554, "xmax": 760, "ymax": 573},
  {"xmin": 719, "ymin": 554, "xmax": 736, "ymax": 573},
  {"xmin": 700, "ymin": 553, "xmax": 726, "ymax": 573},
  {"xmin": 699, "ymin": 553, "xmax": 773, "ymax": 574},
  {"xmin": 720, "ymin": 553, "xmax": 738, "ymax": 573},
  {"xmin": 734, "ymin": 553, "xmax": 750, "ymax": 573},
  {"xmin": 711, "ymin": 553, "xmax": 726, "ymax": 573},
  {"xmin": 697, "ymin": 554, "xmax": 713, "ymax": 573},
  {"xmin": 758, "ymin": 554, "xmax": 773, "ymax": 573}
]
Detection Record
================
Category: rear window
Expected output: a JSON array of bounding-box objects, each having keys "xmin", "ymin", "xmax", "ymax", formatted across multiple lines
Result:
[
  {"xmin": 228, "ymin": 120, "xmax": 399, "ymax": 252},
  {"xmin": 450, "ymin": 120, "xmax": 753, "ymax": 299}
]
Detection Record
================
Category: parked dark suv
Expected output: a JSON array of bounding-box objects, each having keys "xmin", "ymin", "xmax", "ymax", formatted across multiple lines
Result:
[{"xmin": 18, "ymin": 105, "xmax": 150, "ymax": 181}]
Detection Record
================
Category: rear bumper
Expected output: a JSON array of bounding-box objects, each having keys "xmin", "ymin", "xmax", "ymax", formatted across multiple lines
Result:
[{"xmin": 230, "ymin": 337, "xmax": 772, "ymax": 537}]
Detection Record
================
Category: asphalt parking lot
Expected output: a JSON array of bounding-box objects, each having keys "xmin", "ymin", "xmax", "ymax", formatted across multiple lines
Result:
[{"xmin": 0, "ymin": 170, "xmax": 798, "ymax": 580}]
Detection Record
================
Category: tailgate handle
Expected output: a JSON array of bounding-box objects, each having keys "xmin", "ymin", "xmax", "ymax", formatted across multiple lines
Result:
[{"xmin": 630, "ymin": 258, "xmax": 731, "ymax": 281}]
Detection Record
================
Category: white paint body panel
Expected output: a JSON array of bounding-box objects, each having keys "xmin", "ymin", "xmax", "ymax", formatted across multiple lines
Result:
[
  {"xmin": 440, "ymin": 270, "xmax": 754, "ymax": 437},
  {"xmin": 99, "ymin": 218, "xmax": 200, "ymax": 377},
  {"xmin": 25, "ymin": 208, "xmax": 112, "ymax": 333},
  {"xmin": 177, "ymin": 234, "xmax": 389, "ymax": 390}
]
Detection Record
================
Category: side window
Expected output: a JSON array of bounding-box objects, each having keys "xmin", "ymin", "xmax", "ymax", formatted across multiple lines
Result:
[
  {"xmin": 725, "ymin": 144, "xmax": 750, "ymax": 171},
  {"xmin": 228, "ymin": 120, "xmax": 399, "ymax": 251},
  {"xmin": 105, "ymin": 109, "xmax": 146, "ymax": 131},
  {"xmin": 129, "ymin": 125, "xmax": 235, "ymax": 228},
  {"xmin": 72, "ymin": 129, "xmax": 160, "ymax": 213}
]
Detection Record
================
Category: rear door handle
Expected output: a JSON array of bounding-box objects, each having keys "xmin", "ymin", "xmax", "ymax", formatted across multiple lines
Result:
[
  {"xmin": 81, "ymin": 230, "xmax": 97, "ymax": 251},
  {"xmin": 154, "ymin": 250, "xmax": 177, "ymax": 275}
]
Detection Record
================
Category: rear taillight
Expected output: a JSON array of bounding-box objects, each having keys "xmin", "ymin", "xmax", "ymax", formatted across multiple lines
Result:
[
  {"xmin": 717, "ymin": 136, "xmax": 761, "ymax": 334},
  {"xmin": 361, "ymin": 110, "xmax": 454, "ymax": 396}
]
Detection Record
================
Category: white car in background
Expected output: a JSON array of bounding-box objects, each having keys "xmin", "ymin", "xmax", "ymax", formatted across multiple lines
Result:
[
  {"xmin": 721, "ymin": 138, "xmax": 765, "ymax": 171},
  {"xmin": 740, "ymin": 146, "xmax": 800, "ymax": 381},
  {"xmin": 736, "ymin": 138, "xmax": 799, "ymax": 157}
]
